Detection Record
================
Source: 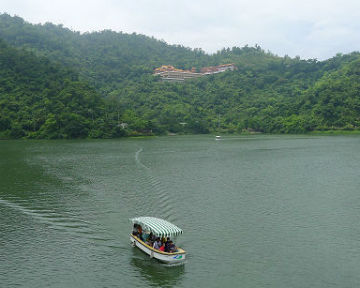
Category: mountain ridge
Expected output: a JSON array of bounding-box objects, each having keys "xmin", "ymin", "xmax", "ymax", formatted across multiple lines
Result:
[{"xmin": 1, "ymin": 13, "xmax": 360, "ymax": 138}]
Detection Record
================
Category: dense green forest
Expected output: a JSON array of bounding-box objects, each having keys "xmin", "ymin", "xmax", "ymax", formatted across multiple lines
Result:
[
  {"xmin": 0, "ymin": 13, "xmax": 360, "ymax": 139},
  {"xmin": 0, "ymin": 39, "xmax": 129, "ymax": 139}
]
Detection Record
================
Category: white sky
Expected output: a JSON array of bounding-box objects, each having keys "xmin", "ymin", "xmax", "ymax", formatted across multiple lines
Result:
[{"xmin": 1, "ymin": 0, "xmax": 360, "ymax": 60}]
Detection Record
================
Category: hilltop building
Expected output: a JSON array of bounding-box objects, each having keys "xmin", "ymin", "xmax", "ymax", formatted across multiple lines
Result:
[
  {"xmin": 153, "ymin": 65, "xmax": 202, "ymax": 82},
  {"xmin": 200, "ymin": 63, "xmax": 236, "ymax": 75},
  {"xmin": 153, "ymin": 64, "xmax": 236, "ymax": 82}
]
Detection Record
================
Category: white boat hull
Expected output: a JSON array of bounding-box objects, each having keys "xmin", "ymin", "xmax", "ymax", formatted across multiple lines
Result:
[{"xmin": 130, "ymin": 235, "xmax": 186, "ymax": 264}]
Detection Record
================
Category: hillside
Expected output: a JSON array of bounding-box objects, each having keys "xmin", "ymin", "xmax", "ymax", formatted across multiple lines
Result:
[
  {"xmin": 0, "ymin": 38, "xmax": 126, "ymax": 139},
  {"xmin": 0, "ymin": 13, "xmax": 360, "ymax": 138},
  {"xmin": 0, "ymin": 13, "xmax": 215, "ymax": 92}
]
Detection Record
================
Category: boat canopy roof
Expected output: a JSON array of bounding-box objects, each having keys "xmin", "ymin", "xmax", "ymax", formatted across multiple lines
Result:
[{"xmin": 130, "ymin": 216, "xmax": 183, "ymax": 237}]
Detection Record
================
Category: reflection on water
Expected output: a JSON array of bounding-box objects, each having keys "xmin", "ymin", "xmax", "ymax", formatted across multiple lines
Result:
[{"xmin": 130, "ymin": 248, "xmax": 185, "ymax": 288}]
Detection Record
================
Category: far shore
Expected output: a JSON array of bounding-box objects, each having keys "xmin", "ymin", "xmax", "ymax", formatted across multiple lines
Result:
[{"xmin": 2, "ymin": 129, "xmax": 360, "ymax": 140}]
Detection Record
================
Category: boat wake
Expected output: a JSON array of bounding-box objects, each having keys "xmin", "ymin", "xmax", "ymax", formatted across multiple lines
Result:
[
  {"xmin": 0, "ymin": 196, "xmax": 111, "ymax": 243},
  {"xmin": 134, "ymin": 148, "xmax": 175, "ymax": 221},
  {"xmin": 135, "ymin": 148, "xmax": 150, "ymax": 170}
]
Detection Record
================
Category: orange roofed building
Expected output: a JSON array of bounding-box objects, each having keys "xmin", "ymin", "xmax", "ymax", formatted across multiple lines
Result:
[
  {"xmin": 200, "ymin": 63, "xmax": 236, "ymax": 75},
  {"xmin": 153, "ymin": 64, "xmax": 236, "ymax": 82},
  {"xmin": 153, "ymin": 65, "xmax": 203, "ymax": 82}
]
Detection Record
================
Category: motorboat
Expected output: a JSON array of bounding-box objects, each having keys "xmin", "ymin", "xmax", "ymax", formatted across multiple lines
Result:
[
  {"xmin": 130, "ymin": 216, "xmax": 186, "ymax": 264},
  {"xmin": 215, "ymin": 135, "xmax": 221, "ymax": 140}
]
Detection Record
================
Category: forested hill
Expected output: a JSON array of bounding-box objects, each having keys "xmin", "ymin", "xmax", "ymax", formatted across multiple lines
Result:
[
  {"xmin": 0, "ymin": 39, "xmax": 125, "ymax": 139},
  {"xmin": 0, "ymin": 13, "xmax": 214, "ymax": 92},
  {"xmin": 1, "ymin": 13, "xmax": 360, "ymax": 138}
]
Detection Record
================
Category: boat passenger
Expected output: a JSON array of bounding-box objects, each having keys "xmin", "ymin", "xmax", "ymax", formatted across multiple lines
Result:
[
  {"xmin": 137, "ymin": 225, "xmax": 144, "ymax": 241},
  {"xmin": 161, "ymin": 236, "xmax": 166, "ymax": 245},
  {"xmin": 153, "ymin": 238, "xmax": 162, "ymax": 250},
  {"xmin": 164, "ymin": 238, "xmax": 171, "ymax": 252},
  {"xmin": 149, "ymin": 232, "xmax": 155, "ymax": 242},
  {"xmin": 145, "ymin": 235, "xmax": 152, "ymax": 246},
  {"xmin": 132, "ymin": 224, "xmax": 140, "ymax": 237},
  {"xmin": 159, "ymin": 243, "xmax": 165, "ymax": 251},
  {"xmin": 145, "ymin": 232, "xmax": 156, "ymax": 245},
  {"xmin": 169, "ymin": 241, "xmax": 177, "ymax": 253}
]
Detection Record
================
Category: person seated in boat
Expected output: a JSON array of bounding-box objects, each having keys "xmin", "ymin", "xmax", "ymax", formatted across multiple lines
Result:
[
  {"xmin": 159, "ymin": 243, "xmax": 165, "ymax": 251},
  {"xmin": 164, "ymin": 237, "xmax": 171, "ymax": 252},
  {"xmin": 161, "ymin": 236, "xmax": 166, "ymax": 245},
  {"xmin": 144, "ymin": 235, "xmax": 151, "ymax": 246},
  {"xmin": 136, "ymin": 225, "xmax": 144, "ymax": 241},
  {"xmin": 132, "ymin": 224, "xmax": 139, "ymax": 236},
  {"xmin": 169, "ymin": 240, "xmax": 178, "ymax": 253},
  {"xmin": 145, "ymin": 231, "xmax": 156, "ymax": 246},
  {"xmin": 153, "ymin": 238, "xmax": 162, "ymax": 250},
  {"xmin": 149, "ymin": 232, "xmax": 155, "ymax": 242}
]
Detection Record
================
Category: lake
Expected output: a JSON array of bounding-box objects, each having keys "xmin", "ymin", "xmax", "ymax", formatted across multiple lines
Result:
[{"xmin": 1, "ymin": 135, "xmax": 360, "ymax": 287}]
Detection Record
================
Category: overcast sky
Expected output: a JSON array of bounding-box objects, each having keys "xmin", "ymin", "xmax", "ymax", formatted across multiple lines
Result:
[{"xmin": 2, "ymin": 0, "xmax": 360, "ymax": 60}]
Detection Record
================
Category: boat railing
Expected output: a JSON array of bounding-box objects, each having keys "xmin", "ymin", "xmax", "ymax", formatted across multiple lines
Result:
[{"xmin": 130, "ymin": 234, "xmax": 186, "ymax": 255}]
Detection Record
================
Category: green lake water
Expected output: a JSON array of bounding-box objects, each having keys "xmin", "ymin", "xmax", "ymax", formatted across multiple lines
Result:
[{"xmin": 1, "ymin": 135, "xmax": 360, "ymax": 287}]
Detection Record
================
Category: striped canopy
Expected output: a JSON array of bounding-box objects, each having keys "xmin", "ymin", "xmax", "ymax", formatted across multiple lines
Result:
[{"xmin": 130, "ymin": 217, "xmax": 183, "ymax": 237}]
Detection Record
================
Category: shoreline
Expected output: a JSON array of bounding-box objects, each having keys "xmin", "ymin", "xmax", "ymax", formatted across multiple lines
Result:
[{"xmin": 2, "ymin": 129, "xmax": 360, "ymax": 140}]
